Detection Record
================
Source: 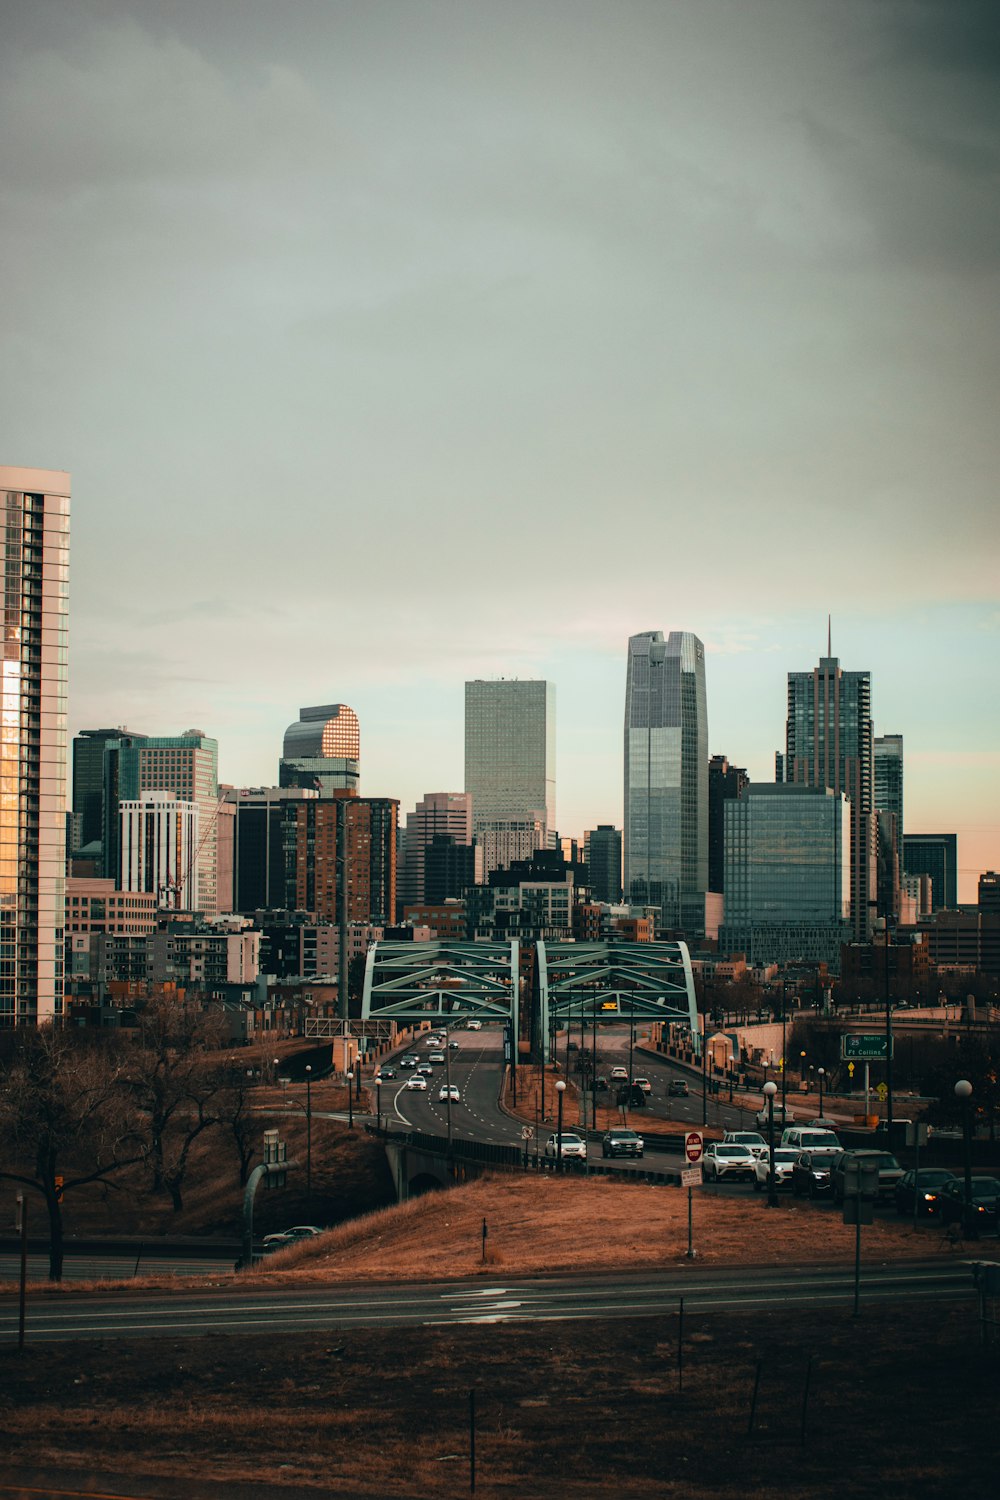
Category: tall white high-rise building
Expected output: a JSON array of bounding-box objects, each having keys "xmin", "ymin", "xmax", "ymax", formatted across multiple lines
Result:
[
  {"xmin": 465, "ymin": 680, "xmax": 555, "ymax": 876},
  {"xmin": 623, "ymin": 630, "xmax": 708, "ymax": 932},
  {"xmin": 119, "ymin": 791, "xmax": 200, "ymax": 910},
  {"xmin": 0, "ymin": 467, "xmax": 70, "ymax": 1026}
]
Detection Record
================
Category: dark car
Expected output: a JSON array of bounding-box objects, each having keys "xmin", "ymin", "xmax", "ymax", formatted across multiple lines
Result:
[
  {"xmin": 831, "ymin": 1150, "xmax": 904, "ymax": 1204},
  {"xmin": 894, "ymin": 1168, "xmax": 956, "ymax": 1217},
  {"xmin": 602, "ymin": 1128, "xmax": 645, "ymax": 1158},
  {"xmin": 791, "ymin": 1148, "xmax": 840, "ymax": 1199},
  {"xmin": 668, "ymin": 1078, "xmax": 690, "ymax": 1098},
  {"xmin": 938, "ymin": 1176, "xmax": 1000, "ymax": 1229},
  {"xmin": 377, "ymin": 1066, "xmax": 396, "ymax": 1081},
  {"xmin": 616, "ymin": 1084, "xmax": 647, "ymax": 1108}
]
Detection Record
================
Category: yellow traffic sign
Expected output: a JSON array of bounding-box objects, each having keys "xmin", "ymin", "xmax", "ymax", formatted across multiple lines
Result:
[
  {"xmin": 876, "ymin": 1082, "xmax": 888, "ymax": 1101},
  {"xmin": 847, "ymin": 1062, "xmax": 855, "ymax": 1077}
]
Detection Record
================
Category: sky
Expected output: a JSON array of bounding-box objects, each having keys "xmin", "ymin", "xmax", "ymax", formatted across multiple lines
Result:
[{"xmin": 1, "ymin": 0, "xmax": 998, "ymax": 899}]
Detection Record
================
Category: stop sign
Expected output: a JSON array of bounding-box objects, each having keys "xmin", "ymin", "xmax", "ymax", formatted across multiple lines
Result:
[{"xmin": 684, "ymin": 1131, "xmax": 703, "ymax": 1164}]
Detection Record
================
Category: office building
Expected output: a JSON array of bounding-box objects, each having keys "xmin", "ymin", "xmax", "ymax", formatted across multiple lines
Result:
[
  {"xmin": 72, "ymin": 728, "xmax": 147, "ymax": 859},
  {"xmin": 720, "ymin": 783, "xmax": 852, "ymax": 970},
  {"xmin": 903, "ymin": 834, "xmax": 958, "ymax": 912},
  {"xmin": 780, "ymin": 647, "xmax": 875, "ymax": 940},
  {"xmin": 424, "ymin": 834, "xmax": 478, "ymax": 905},
  {"xmin": 465, "ymin": 679, "xmax": 555, "ymax": 875},
  {"xmin": 226, "ymin": 786, "xmax": 318, "ymax": 914},
  {"xmin": 398, "ymin": 791, "xmax": 473, "ymax": 910},
  {"xmin": 585, "ymin": 825, "xmax": 623, "ymax": 903},
  {"xmin": 874, "ymin": 734, "xmax": 904, "ymax": 838},
  {"xmin": 874, "ymin": 734, "xmax": 904, "ymax": 920},
  {"xmin": 119, "ymin": 791, "xmax": 200, "ymax": 910},
  {"xmin": 280, "ymin": 703, "xmax": 360, "ymax": 795},
  {"xmin": 978, "ymin": 871, "xmax": 1000, "ymax": 977},
  {"xmin": 0, "ymin": 466, "xmax": 70, "ymax": 1026},
  {"xmin": 708, "ymin": 756, "xmax": 749, "ymax": 894},
  {"xmin": 623, "ymin": 630, "xmax": 708, "ymax": 932},
  {"xmin": 107, "ymin": 733, "xmax": 221, "ymax": 915}
]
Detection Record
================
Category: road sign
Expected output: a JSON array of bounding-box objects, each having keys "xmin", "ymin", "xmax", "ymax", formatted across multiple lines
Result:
[
  {"xmin": 600, "ymin": 1000, "xmax": 619, "ymax": 1012},
  {"xmin": 520, "ymin": 1125, "xmax": 534, "ymax": 1140},
  {"xmin": 847, "ymin": 1061, "xmax": 856, "ymax": 1077},
  {"xmin": 841, "ymin": 1034, "xmax": 893, "ymax": 1061},
  {"xmin": 680, "ymin": 1166, "xmax": 703, "ymax": 1189},
  {"xmin": 684, "ymin": 1130, "xmax": 704, "ymax": 1165},
  {"xmin": 876, "ymin": 1082, "xmax": 888, "ymax": 1102}
]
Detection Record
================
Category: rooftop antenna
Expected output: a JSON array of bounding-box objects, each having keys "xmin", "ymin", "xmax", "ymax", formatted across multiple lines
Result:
[{"xmin": 827, "ymin": 614, "xmax": 831, "ymax": 658}]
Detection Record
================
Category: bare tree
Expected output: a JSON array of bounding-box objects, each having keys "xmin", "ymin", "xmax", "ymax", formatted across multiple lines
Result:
[
  {"xmin": 122, "ymin": 996, "xmax": 230, "ymax": 1212},
  {"xmin": 0, "ymin": 1028, "xmax": 143, "ymax": 1280}
]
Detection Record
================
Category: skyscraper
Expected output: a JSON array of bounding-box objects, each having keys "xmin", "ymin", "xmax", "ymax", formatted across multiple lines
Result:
[
  {"xmin": 280, "ymin": 703, "xmax": 360, "ymax": 795},
  {"xmin": 720, "ymin": 784, "xmax": 851, "ymax": 969},
  {"xmin": 108, "ymin": 732, "xmax": 221, "ymax": 915},
  {"xmin": 903, "ymin": 833, "xmax": 958, "ymax": 912},
  {"xmin": 465, "ymin": 680, "xmax": 555, "ymax": 875},
  {"xmin": 119, "ymin": 791, "xmax": 200, "ymax": 910},
  {"xmin": 623, "ymin": 630, "xmax": 708, "ymax": 931},
  {"xmin": 708, "ymin": 755, "xmax": 749, "ymax": 895},
  {"xmin": 0, "ymin": 466, "xmax": 70, "ymax": 1026},
  {"xmin": 781, "ymin": 647, "xmax": 875, "ymax": 940},
  {"xmin": 398, "ymin": 791, "xmax": 474, "ymax": 911},
  {"xmin": 585, "ymin": 825, "xmax": 623, "ymax": 903},
  {"xmin": 72, "ymin": 727, "xmax": 147, "ymax": 857}
]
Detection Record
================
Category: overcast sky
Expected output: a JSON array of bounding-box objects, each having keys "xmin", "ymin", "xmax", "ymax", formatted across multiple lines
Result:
[{"xmin": 2, "ymin": 0, "xmax": 998, "ymax": 897}]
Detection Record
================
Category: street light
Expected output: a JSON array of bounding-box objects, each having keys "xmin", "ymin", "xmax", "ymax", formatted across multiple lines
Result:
[
  {"xmin": 376, "ymin": 1076, "xmax": 382, "ymax": 1132},
  {"xmin": 800, "ymin": 1051, "xmax": 807, "ymax": 1090},
  {"xmin": 346, "ymin": 1071, "xmax": 354, "ymax": 1130},
  {"xmin": 956, "ymin": 1079, "xmax": 974, "ymax": 1237},
  {"xmin": 763, "ymin": 1081, "xmax": 778, "ymax": 1208},
  {"xmin": 555, "ymin": 1079, "xmax": 566, "ymax": 1170},
  {"xmin": 305, "ymin": 1065, "xmax": 312, "ymax": 1211},
  {"xmin": 273, "ymin": 1056, "xmax": 280, "ymax": 1087},
  {"xmin": 817, "ymin": 1067, "xmax": 825, "ymax": 1118}
]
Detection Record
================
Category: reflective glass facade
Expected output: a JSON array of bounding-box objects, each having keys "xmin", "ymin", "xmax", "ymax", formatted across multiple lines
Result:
[
  {"xmin": 280, "ymin": 703, "xmax": 360, "ymax": 795},
  {"xmin": 721, "ymin": 784, "xmax": 851, "ymax": 969},
  {"xmin": 623, "ymin": 631, "xmax": 707, "ymax": 928},
  {"xmin": 0, "ymin": 468, "xmax": 69, "ymax": 1026},
  {"xmin": 465, "ymin": 680, "xmax": 555, "ymax": 873}
]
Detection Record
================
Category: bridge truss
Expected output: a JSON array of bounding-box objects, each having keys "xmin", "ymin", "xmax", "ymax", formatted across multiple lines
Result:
[
  {"xmin": 361, "ymin": 940, "xmax": 519, "ymax": 1033},
  {"xmin": 535, "ymin": 940, "xmax": 699, "ymax": 1061}
]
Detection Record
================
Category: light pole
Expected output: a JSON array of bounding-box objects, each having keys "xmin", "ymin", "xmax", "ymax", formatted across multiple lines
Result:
[
  {"xmin": 376, "ymin": 1076, "xmax": 382, "ymax": 1131},
  {"xmin": 800, "ymin": 1051, "xmax": 807, "ymax": 1092},
  {"xmin": 956, "ymin": 1079, "xmax": 974, "ymax": 1237},
  {"xmin": 780, "ymin": 984, "xmax": 788, "ymax": 1117},
  {"xmin": 346, "ymin": 1071, "xmax": 354, "ymax": 1130},
  {"xmin": 817, "ymin": 1067, "xmax": 825, "ymax": 1118},
  {"xmin": 882, "ymin": 917, "xmax": 894, "ymax": 1135},
  {"xmin": 273, "ymin": 1056, "xmax": 279, "ymax": 1087},
  {"xmin": 556, "ymin": 1079, "xmax": 566, "ymax": 1170},
  {"xmin": 305, "ymin": 1065, "xmax": 312, "ymax": 1211},
  {"xmin": 763, "ymin": 1080, "xmax": 778, "ymax": 1208}
]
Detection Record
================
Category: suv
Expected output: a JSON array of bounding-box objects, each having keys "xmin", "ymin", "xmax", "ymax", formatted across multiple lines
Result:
[
  {"xmin": 544, "ymin": 1132, "xmax": 587, "ymax": 1161},
  {"xmin": 602, "ymin": 1128, "xmax": 645, "ymax": 1158},
  {"xmin": 723, "ymin": 1131, "xmax": 768, "ymax": 1159},
  {"xmin": 703, "ymin": 1142, "xmax": 757, "ymax": 1182},
  {"xmin": 791, "ymin": 1148, "xmax": 840, "ymax": 1198},
  {"xmin": 830, "ymin": 1149, "xmax": 904, "ymax": 1203},
  {"xmin": 668, "ymin": 1077, "xmax": 690, "ymax": 1097},
  {"xmin": 780, "ymin": 1127, "xmax": 840, "ymax": 1152},
  {"xmin": 755, "ymin": 1101, "xmax": 793, "ymax": 1129}
]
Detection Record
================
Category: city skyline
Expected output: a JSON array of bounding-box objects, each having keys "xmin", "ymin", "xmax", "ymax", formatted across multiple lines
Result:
[{"xmin": 2, "ymin": 2, "xmax": 997, "ymax": 897}]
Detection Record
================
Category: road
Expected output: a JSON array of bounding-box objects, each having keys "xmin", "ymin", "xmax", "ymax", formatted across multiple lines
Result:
[{"xmin": 0, "ymin": 1259, "xmax": 973, "ymax": 1344}]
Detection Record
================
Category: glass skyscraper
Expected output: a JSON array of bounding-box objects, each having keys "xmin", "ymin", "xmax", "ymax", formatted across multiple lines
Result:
[
  {"xmin": 720, "ymin": 784, "xmax": 851, "ymax": 969},
  {"xmin": 0, "ymin": 467, "xmax": 69, "ymax": 1026},
  {"xmin": 623, "ymin": 630, "xmax": 707, "ymax": 931},
  {"xmin": 465, "ymin": 680, "xmax": 555, "ymax": 875},
  {"xmin": 781, "ymin": 651, "xmax": 875, "ymax": 940}
]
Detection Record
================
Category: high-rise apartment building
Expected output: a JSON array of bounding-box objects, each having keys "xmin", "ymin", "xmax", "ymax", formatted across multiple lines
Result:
[
  {"xmin": 292, "ymin": 795, "xmax": 398, "ymax": 925},
  {"xmin": 398, "ymin": 791, "xmax": 473, "ymax": 910},
  {"xmin": 623, "ymin": 630, "xmax": 708, "ymax": 932},
  {"xmin": 107, "ymin": 733, "xmax": 220, "ymax": 915},
  {"xmin": 780, "ymin": 649, "xmax": 875, "ymax": 940},
  {"xmin": 903, "ymin": 833, "xmax": 958, "ymax": 912},
  {"xmin": 585, "ymin": 825, "xmax": 623, "ymax": 903},
  {"xmin": 465, "ymin": 680, "xmax": 555, "ymax": 875},
  {"xmin": 720, "ymin": 783, "xmax": 852, "ymax": 969},
  {"xmin": 874, "ymin": 734, "xmax": 904, "ymax": 920},
  {"xmin": 280, "ymin": 703, "xmax": 360, "ymax": 795},
  {"xmin": 874, "ymin": 734, "xmax": 904, "ymax": 837},
  {"xmin": 708, "ymin": 755, "xmax": 749, "ymax": 894},
  {"xmin": 0, "ymin": 467, "xmax": 70, "ymax": 1026},
  {"xmin": 119, "ymin": 791, "xmax": 200, "ymax": 910}
]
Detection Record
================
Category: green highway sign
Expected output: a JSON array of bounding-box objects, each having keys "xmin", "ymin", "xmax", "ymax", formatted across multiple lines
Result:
[{"xmin": 841, "ymin": 1034, "xmax": 894, "ymax": 1061}]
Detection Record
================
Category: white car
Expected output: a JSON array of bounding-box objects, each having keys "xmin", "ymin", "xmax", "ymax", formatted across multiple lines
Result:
[
  {"xmin": 633, "ymin": 1077, "xmax": 652, "ymax": 1094},
  {"xmin": 755, "ymin": 1102, "xmax": 794, "ymax": 1129},
  {"xmin": 723, "ymin": 1131, "xmax": 769, "ymax": 1159},
  {"xmin": 438, "ymin": 1084, "xmax": 460, "ymax": 1102},
  {"xmin": 544, "ymin": 1132, "xmax": 587, "ymax": 1160},
  {"xmin": 428, "ymin": 1052, "xmax": 446, "ymax": 1065},
  {"xmin": 752, "ymin": 1148, "xmax": 800, "ymax": 1191},
  {"xmin": 610, "ymin": 1066, "xmax": 629, "ymax": 1081},
  {"xmin": 405, "ymin": 1075, "xmax": 428, "ymax": 1091},
  {"xmin": 702, "ymin": 1143, "xmax": 757, "ymax": 1182},
  {"xmin": 466, "ymin": 1019, "xmax": 482, "ymax": 1031}
]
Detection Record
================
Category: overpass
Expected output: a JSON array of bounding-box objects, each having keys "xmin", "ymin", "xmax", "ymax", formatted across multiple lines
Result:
[
  {"xmin": 535, "ymin": 940, "xmax": 700, "ymax": 1061},
  {"xmin": 361, "ymin": 940, "xmax": 519, "ymax": 1032}
]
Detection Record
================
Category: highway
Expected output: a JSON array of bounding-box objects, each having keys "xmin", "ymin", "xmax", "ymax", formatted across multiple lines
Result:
[{"xmin": 0, "ymin": 1259, "xmax": 973, "ymax": 1344}]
